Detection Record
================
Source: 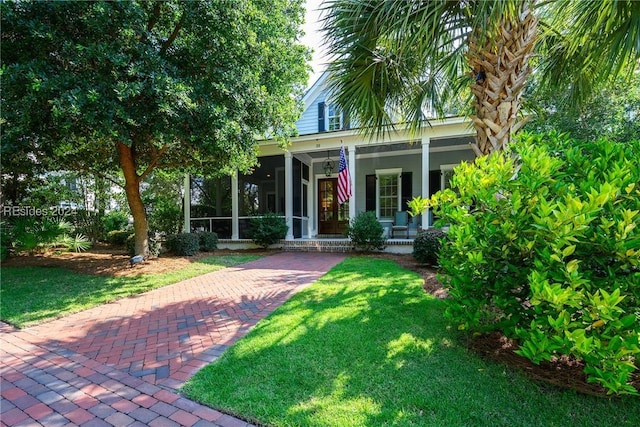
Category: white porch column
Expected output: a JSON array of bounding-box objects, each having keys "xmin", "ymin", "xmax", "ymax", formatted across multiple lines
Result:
[
  {"xmin": 231, "ymin": 170, "xmax": 239, "ymax": 240},
  {"xmin": 284, "ymin": 151, "xmax": 294, "ymax": 240},
  {"xmin": 183, "ymin": 174, "xmax": 191, "ymax": 233},
  {"xmin": 421, "ymin": 136, "xmax": 431, "ymax": 229},
  {"xmin": 348, "ymin": 144, "xmax": 356, "ymax": 221},
  {"xmin": 307, "ymin": 173, "xmax": 313, "ymax": 237}
]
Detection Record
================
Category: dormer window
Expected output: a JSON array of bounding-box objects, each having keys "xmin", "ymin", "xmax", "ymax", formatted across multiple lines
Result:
[
  {"xmin": 318, "ymin": 101, "xmax": 349, "ymax": 133},
  {"xmin": 327, "ymin": 104, "xmax": 343, "ymax": 131}
]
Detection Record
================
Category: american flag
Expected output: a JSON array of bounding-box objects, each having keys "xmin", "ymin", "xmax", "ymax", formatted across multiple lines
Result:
[{"xmin": 337, "ymin": 145, "xmax": 352, "ymax": 205}]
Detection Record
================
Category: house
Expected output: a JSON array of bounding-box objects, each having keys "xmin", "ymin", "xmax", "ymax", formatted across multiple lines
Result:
[{"xmin": 185, "ymin": 71, "xmax": 476, "ymax": 251}]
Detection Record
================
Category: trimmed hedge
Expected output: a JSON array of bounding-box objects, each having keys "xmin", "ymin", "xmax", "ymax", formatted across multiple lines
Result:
[
  {"xmin": 413, "ymin": 228, "xmax": 447, "ymax": 265},
  {"xmin": 165, "ymin": 232, "xmax": 200, "ymax": 256},
  {"xmin": 197, "ymin": 231, "xmax": 218, "ymax": 252},
  {"xmin": 248, "ymin": 213, "xmax": 288, "ymax": 248},
  {"xmin": 346, "ymin": 211, "xmax": 385, "ymax": 251},
  {"xmin": 106, "ymin": 230, "xmax": 132, "ymax": 246}
]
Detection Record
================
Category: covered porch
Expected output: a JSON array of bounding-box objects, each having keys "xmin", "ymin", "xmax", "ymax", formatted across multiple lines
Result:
[{"xmin": 183, "ymin": 117, "xmax": 474, "ymax": 245}]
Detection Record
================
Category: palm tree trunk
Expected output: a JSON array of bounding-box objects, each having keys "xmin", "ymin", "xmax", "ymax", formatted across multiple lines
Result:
[{"xmin": 467, "ymin": 2, "xmax": 538, "ymax": 156}]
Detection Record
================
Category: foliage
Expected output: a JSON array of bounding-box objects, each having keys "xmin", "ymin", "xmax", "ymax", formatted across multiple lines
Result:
[
  {"xmin": 144, "ymin": 171, "xmax": 184, "ymax": 236},
  {"xmin": 413, "ymin": 228, "xmax": 447, "ymax": 266},
  {"xmin": 1, "ymin": 0, "xmax": 309, "ymax": 256},
  {"xmin": 165, "ymin": 233, "xmax": 200, "ymax": 256},
  {"xmin": 431, "ymin": 132, "xmax": 640, "ymax": 395},
  {"xmin": 0, "ymin": 222, "xmax": 10, "ymax": 262},
  {"xmin": 126, "ymin": 233, "xmax": 161, "ymax": 258},
  {"xmin": 248, "ymin": 213, "xmax": 288, "ymax": 248},
  {"xmin": 107, "ymin": 230, "xmax": 133, "ymax": 246},
  {"xmin": 5, "ymin": 217, "xmax": 91, "ymax": 254},
  {"xmin": 183, "ymin": 257, "xmax": 640, "ymax": 426},
  {"xmin": 346, "ymin": 211, "xmax": 385, "ymax": 251},
  {"xmin": 102, "ymin": 211, "xmax": 129, "ymax": 233},
  {"xmin": 406, "ymin": 195, "xmax": 430, "ymax": 219},
  {"xmin": 526, "ymin": 67, "xmax": 640, "ymax": 142},
  {"xmin": 197, "ymin": 231, "xmax": 218, "ymax": 252},
  {"xmin": 322, "ymin": 0, "xmax": 639, "ymax": 152},
  {"xmin": 1, "ymin": 255, "xmax": 261, "ymax": 328}
]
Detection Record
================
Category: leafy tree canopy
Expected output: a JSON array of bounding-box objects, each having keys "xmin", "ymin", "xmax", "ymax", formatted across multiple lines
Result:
[
  {"xmin": 526, "ymin": 67, "xmax": 640, "ymax": 143},
  {"xmin": 1, "ymin": 0, "xmax": 309, "ymax": 255}
]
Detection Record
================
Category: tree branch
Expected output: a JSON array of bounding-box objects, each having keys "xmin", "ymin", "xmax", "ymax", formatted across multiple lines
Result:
[
  {"xmin": 147, "ymin": 2, "xmax": 161, "ymax": 32},
  {"xmin": 138, "ymin": 144, "xmax": 168, "ymax": 181},
  {"xmin": 160, "ymin": 8, "xmax": 185, "ymax": 55}
]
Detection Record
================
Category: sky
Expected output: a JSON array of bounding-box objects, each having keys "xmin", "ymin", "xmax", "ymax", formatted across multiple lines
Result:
[{"xmin": 300, "ymin": 0, "xmax": 329, "ymax": 87}]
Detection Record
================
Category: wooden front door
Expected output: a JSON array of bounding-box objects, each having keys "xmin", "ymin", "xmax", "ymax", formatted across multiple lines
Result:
[{"xmin": 318, "ymin": 178, "xmax": 349, "ymax": 235}]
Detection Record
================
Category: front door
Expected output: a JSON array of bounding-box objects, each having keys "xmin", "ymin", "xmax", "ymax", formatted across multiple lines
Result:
[{"xmin": 318, "ymin": 178, "xmax": 349, "ymax": 235}]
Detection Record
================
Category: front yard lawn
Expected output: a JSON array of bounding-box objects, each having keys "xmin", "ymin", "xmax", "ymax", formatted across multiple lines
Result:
[
  {"xmin": 0, "ymin": 254, "xmax": 261, "ymax": 328},
  {"xmin": 182, "ymin": 257, "xmax": 639, "ymax": 427}
]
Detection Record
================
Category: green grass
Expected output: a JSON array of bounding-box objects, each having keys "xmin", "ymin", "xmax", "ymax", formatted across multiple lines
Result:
[
  {"xmin": 0, "ymin": 254, "xmax": 260, "ymax": 328},
  {"xmin": 182, "ymin": 257, "xmax": 639, "ymax": 427}
]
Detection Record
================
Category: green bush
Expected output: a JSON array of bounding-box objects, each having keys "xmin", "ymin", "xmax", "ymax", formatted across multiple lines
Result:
[
  {"xmin": 148, "ymin": 200, "xmax": 183, "ymax": 236},
  {"xmin": 248, "ymin": 213, "xmax": 288, "ymax": 248},
  {"xmin": 346, "ymin": 211, "xmax": 385, "ymax": 251},
  {"xmin": 102, "ymin": 211, "xmax": 129, "ymax": 233},
  {"xmin": 165, "ymin": 232, "xmax": 200, "ymax": 256},
  {"xmin": 126, "ymin": 233, "xmax": 161, "ymax": 257},
  {"xmin": 107, "ymin": 230, "xmax": 132, "ymax": 246},
  {"xmin": 431, "ymin": 132, "xmax": 639, "ymax": 395},
  {"xmin": 413, "ymin": 228, "xmax": 447, "ymax": 265},
  {"xmin": 197, "ymin": 231, "xmax": 218, "ymax": 252}
]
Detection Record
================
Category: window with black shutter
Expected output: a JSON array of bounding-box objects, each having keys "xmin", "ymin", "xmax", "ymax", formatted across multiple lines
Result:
[{"xmin": 318, "ymin": 102, "xmax": 325, "ymax": 132}]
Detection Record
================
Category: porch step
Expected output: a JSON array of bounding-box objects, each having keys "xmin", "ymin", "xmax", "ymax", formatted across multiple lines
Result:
[{"xmin": 282, "ymin": 239, "xmax": 353, "ymax": 253}]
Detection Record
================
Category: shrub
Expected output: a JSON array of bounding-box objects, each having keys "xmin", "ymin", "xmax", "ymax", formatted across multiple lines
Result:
[
  {"xmin": 165, "ymin": 232, "xmax": 200, "ymax": 256},
  {"xmin": 102, "ymin": 211, "xmax": 129, "ymax": 233},
  {"xmin": 431, "ymin": 132, "xmax": 640, "ymax": 395},
  {"xmin": 197, "ymin": 231, "xmax": 218, "ymax": 252},
  {"xmin": 148, "ymin": 200, "xmax": 183, "ymax": 236},
  {"xmin": 248, "ymin": 213, "xmax": 288, "ymax": 248},
  {"xmin": 413, "ymin": 228, "xmax": 447, "ymax": 265},
  {"xmin": 107, "ymin": 230, "xmax": 132, "ymax": 246},
  {"xmin": 346, "ymin": 211, "xmax": 385, "ymax": 251},
  {"xmin": 126, "ymin": 233, "xmax": 161, "ymax": 257}
]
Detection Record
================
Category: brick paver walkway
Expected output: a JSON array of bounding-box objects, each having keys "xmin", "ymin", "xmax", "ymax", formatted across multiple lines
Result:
[{"xmin": 1, "ymin": 252, "xmax": 346, "ymax": 426}]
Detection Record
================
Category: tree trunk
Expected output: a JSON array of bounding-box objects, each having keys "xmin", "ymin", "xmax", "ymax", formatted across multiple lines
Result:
[
  {"xmin": 467, "ymin": 2, "xmax": 538, "ymax": 156},
  {"xmin": 117, "ymin": 142, "xmax": 149, "ymax": 257}
]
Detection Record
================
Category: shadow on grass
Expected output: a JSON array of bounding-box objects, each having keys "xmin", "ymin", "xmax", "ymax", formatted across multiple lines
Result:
[{"xmin": 182, "ymin": 258, "xmax": 639, "ymax": 427}]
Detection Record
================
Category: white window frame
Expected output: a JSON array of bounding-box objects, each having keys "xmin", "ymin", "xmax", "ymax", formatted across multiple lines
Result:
[
  {"xmin": 326, "ymin": 103, "xmax": 343, "ymax": 131},
  {"xmin": 375, "ymin": 168, "xmax": 402, "ymax": 219}
]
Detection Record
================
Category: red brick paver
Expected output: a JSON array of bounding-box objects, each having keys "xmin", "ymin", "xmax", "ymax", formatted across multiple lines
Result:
[{"xmin": 1, "ymin": 252, "xmax": 345, "ymax": 426}]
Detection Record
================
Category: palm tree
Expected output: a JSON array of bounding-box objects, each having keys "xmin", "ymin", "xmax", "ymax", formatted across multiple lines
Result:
[{"xmin": 321, "ymin": 0, "xmax": 640, "ymax": 156}]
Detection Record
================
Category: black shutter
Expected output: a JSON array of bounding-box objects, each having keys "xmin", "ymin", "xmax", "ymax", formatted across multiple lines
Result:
[
  {"xmin": 318, "ymin": 102, "xmax": 325, "ymax": 132},
  {"xmin": 366, "ymin": 174, "xmax": 376, "ymax": 212},
  {"xmin": 429, "ymin": 170, "xmax": 440, "ymax": 196},
  {"xmin": 343, "ymin": 110, "xmax": 350, "ymax": 130},
  {"xmin": 401, "ymin": 172, "xmax": 412, "ymax": 211}
]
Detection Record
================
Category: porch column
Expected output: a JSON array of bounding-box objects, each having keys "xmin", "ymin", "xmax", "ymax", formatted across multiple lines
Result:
[
  {"xmin": 307, "ymin": 174, "xmax": 313, "ymax": 237},
  {"xmin": 183, "ymin": 174, "xmax": 190, "ymax": 233},
  {"xmin": 231, "ymin": 170, "xmax": 239, "ymax": 240},
  {"xmin": 348, "ymin": 144, "xmax": 356, "ymax": 221},
  {"xmin": 284, "ymin": 151, "xmax": 294, "ymax": 240},
  {"xmin": 421, "ymin": 136, "xmax": 430, "ymax": 229}
]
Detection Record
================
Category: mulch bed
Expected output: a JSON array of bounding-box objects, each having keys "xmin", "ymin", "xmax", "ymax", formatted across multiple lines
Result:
[{"xmin": 4, "ymin": 247, "xmax": 637, "ymax": 396}]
